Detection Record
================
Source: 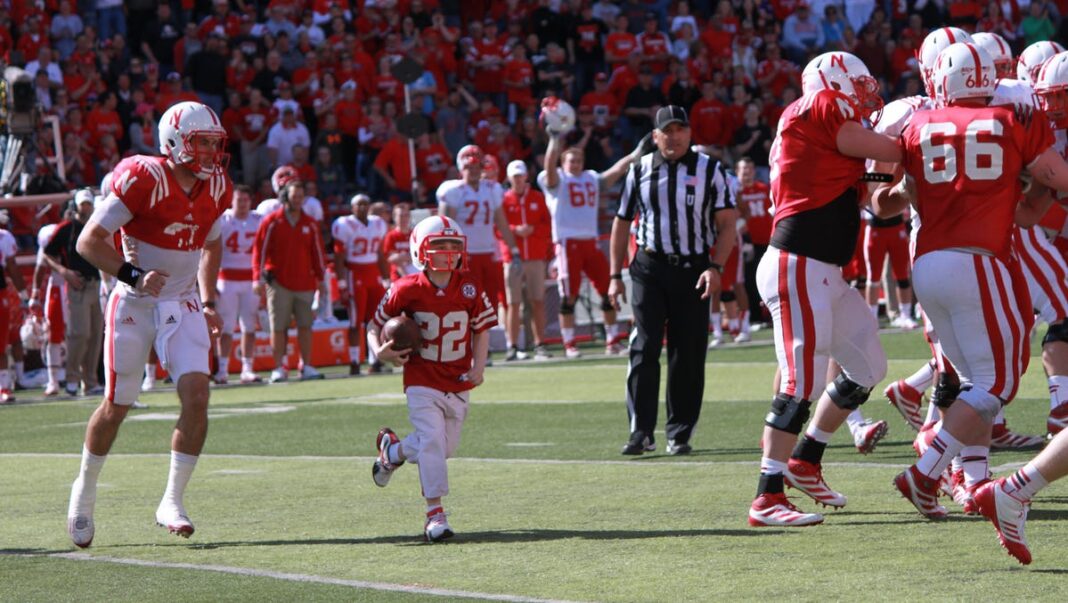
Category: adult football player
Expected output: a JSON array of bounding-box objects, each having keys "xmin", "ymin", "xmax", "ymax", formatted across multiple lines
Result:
[
  {"xmin": 214, "ymin": 184, "xmax": 263, "ymax": 384},
  {"xmin": 333, "ymin": 193, "xmax": 389, "ymax": 375}
]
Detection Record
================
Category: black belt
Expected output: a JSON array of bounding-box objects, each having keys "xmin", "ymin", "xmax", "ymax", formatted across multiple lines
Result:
[{"xmin": 641, "ymin": 248, "xmax": 706, "ymax": 266}]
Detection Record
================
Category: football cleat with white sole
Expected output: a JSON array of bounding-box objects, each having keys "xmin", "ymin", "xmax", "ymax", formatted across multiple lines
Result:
[
  {"xmin": 893, "ymin": 466, "xmax": 948, "ymax": 520},
  {"xmin": 155, "ymin": 504, "xmax": 195, "ymax": 538},
  {"xmin": 785, "ymin": 459, "xmax": 847, "ymax": 508},
  {"xmin": 140, "ymin": 375, "xmax": 155, "ymax": 392},
  {"xmin": 990, "ymin": 423, "xmax": 1045, "ymax": 450},
  {"xmin": 0, "ymin": 388, "xmax": 13, "ymax": 404},
  {"xmin": 892, "ymin": 314, "xmax": 919, "ymax": 330},
  {"xmin": 852, "ymin": 419, "xmax": 889, "ymax": 454},
  {"xmin": 240, "ymin": 370, "xmax": 262, "ymax": 384},
  {"xmin": 733, "ymin": 330, "xmax": 751, "ymax": 344},
  {"xmin": 43, "ymin": 383, "xmax": 61, "ymax": 397},
  {"xmin": 269, "ymin": 368, "xmax": 288, "ymax": 383},
  {"xmin": 707, "ymin": 334, "xmax": 723, "ymax": 349},
  {"xmin": 67, "ymin": 515, "xmax": 95, "ymax": 548},
  {"xmin": 748, "ymin": 493, "xmax": 824, "ymax": 527},
  {"xmin": 1048, "ymin": 404, "xmax": 1068, "ymax": 437},
  {"xmin": 300, "ymin": 366, "xmax": 325, "ymax": 381},
  {"xmin": 213, "ymin": 373, "xmax": 228, "ymax": 385},
  {"xmin": 974, "ymin": 478, "xmax": 1032, "ymax": 565},
  {"xmin": 372, "ymin": 427, "xmax": 404, "ymax": 487},
  {"xmin": 564, "ymin": 345, "xmax": 582, "ymax": 359},
  {"xmin": 424, "ymin": 509, "xmax": 454, "ymax": 542},
  {"xmin": 885, "ymin": 380, "xmax": 925, "ymax": 431}
]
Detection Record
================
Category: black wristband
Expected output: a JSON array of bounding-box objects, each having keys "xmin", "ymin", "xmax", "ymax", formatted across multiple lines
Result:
[
  {"xmin": 610, "ymin": 273, "xmax": 623, "ymax": 280},
  {"xmin": 203, "ymin": 301, "xmax": 216, "ymax": 309},
  {"xmin": 708, "ymin": 262, "xmax": 723, "ymax": 273},
  {"xmin": 116, "ymin": 262, "xmax": 145, "ymax": 287}
]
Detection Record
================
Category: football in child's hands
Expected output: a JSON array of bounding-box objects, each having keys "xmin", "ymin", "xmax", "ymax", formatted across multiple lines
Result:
[{"xmin": 382, "ymin": 315, "xmax": 422, "ymax": 351}]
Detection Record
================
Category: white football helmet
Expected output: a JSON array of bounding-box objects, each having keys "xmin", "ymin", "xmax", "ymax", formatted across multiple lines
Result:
[
  {"xmin": 20, "ymin": 315, "xmax": 48, "ymax": 352},
  {"xmin": 409, "ymin": 215, "xmax": 467, "ymax": 272},
  {"xmin": 540, "ymin": 96, "xmax": 576, "ymax": 136},
  {"xmin": 456, "ymin": 144, "xmax": 484, "ymax": 172},
  {"xmin": 801, "ymin": 52, "xmax": 883, "ymax": 114},
  {"xmin": 932, "ymin": 43, "xmax": 996, "ymax": 104},
  {"xmin": 918, "ymin": 27, "xmax": 974, "ymax": 97},
  {"xmin": 271, "ymin": 165, "xmax": 300, "ymax": 194},
  {"xmin": 971, "ymin": 32, "xmax": 1014, "ymax": 79},
  {"xmin": 1035, "ymin": 51, "xmax": 1068, "ymax": 128},
  {"xmin": 1019, "ymin": 41, "xmax": 1067, "ymax": 85},
  {"xmin": 158, "ymin": 101, "xmax": 228, "ymax": 180}
]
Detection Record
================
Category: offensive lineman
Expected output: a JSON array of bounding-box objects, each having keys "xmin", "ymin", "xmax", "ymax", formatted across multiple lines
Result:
[{"xmin": 66, "ymin": 101, "xmax": 231, "ymax": 547}]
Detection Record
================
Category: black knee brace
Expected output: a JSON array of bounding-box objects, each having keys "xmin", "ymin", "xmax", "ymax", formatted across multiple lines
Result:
[
  {"xmin": 931, "ymin": 372, "xmax": 961, "ymax": 409},
  {"xmin": 720, "ymin": 290, "xmax": 737, "ymax": 303},
  {"xmin": 560, "ymin": 300, "xmax": 576, "ymax": 315},
  {"xmin": 765, "ymin": 393, "xmax": 812, "ymax": 435},
  {"xmin": 1043, "ymin": 320, "xmax": 1068, "ymax": 346},
  {"xmin": 600, "ymin": 298, "xmax": 615, "ymax": 312},
  {"xmin": 826, "ymin": 373, "xmax": 872, "ymax": 410},
  {"xmin": 896, "ymin": 279, "xmax": 911, "ymax": 289}
]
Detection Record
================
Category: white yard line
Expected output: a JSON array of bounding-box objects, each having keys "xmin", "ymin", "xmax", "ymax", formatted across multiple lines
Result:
[{"xmin": 40, "ymin": 553, "xmax": 585, "ymax": 603}]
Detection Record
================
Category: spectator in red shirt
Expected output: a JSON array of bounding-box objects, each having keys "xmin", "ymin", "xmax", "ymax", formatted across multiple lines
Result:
[
  {"xmin": 609, "ymin": 53, "xmax": 642, "ymax": 106},
  {"xmin": 472, "ymin": 19, "xmax": 507, "ymax": 103},
  {"xmin": 86, "ymin": 92, "xmax": 123, "ymax": 148},
  {"xmin": 373, "ymin": 133, "xmax": 415, "ymax": 204},
  {"xmin": 252, "ymin": 180, "xmax": 327, "ymax": 383},
  {"xmin": 637, "ymin": 12, "xmax": 672, "ymax": 77},
  {"xmin": 382, "ymin": 203, "xmax": 416, "ymax": 282},
  {"xmin": 605, "ymin": 14, "xmax": 637, "ymax": 69},
  {"xmin": 735, "ymin": 156, "xmax": 773, "ymax": 320},
  {"xmin": 691, "ymin": 81, "xmax": 727, "ymax": 148},
  {"xmin": 415, "ymin": 133, "xmax": 451, "ymax": 204},
  {"xmin": 503, "ymin": 44, "xmax": 535, "ymax": 124},
  {"xmin": 155, "ymin": 72, "xmax": 200, "ymax": 115},
  {"xmin": 755, "ymin": 43, "xmax": 800, "ymax": 99},
  {"xmin": 580, "ymin": 72, "xmax": 621, "ymax": 132},
  {"xmin": 198, "ymin": 0, "xmax": 241, "ymax": 39},
  {"xmin": 239, "ymin": 88, "xmax": 273, "ymax": 187},
  {"xmin": 501, "ymin": 160, "xmax": 552, "ymax": 360}
]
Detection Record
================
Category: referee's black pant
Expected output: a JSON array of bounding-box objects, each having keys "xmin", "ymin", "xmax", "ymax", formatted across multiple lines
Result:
[{"xmin": 625, "ymin": 249, "xmax": 711, "ymax": 446}]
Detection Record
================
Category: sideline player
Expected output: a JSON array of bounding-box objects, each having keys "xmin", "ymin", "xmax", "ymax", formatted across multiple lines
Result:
[
  {"xmin": 749, "ymin": 52, "xmax": 901, "ymax": 527},
  {"xmin": 0, "ymin": 213, "xmax": 27, "ymax": 403},
  {"xmin": 32, "ymin": 212, "xmax": 70, "ymax": 396},
  {"xmin": 332, "ymin": 193, "xmax": 389, "ymax": 375},
  {"xmin": 66, "ymin": 101, "xmax": 231, "ymax": 547},
  {"xmin": 214, "ymin": 184, "xmax": 263, "ymax": 384},
  {"xmin": 540, "ymin": 130, "xmax": 634, "ymax": 358},
  {"xmin": 368, "ymin": 216, "xmax": 497, "ymax": 542}
]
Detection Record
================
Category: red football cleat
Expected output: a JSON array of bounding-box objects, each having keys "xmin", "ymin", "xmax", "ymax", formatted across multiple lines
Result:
[
  {"xmin": 894, "ymin": 466, "xmax": 948, "ymax": 520},
  {"xmin": 786, "ymin": 459, "xmax": 847, "ymax": 508},
  {"xmin": 748, "ymin": 493, "xmax": 824, "ymax": 527},
  {"xmin": 885, "ymin": 380, "xmax": 924, "ymax": 431},
  {"xmin": 974, "ymin": 478, "xmax": 1032, "ymax": 565}
]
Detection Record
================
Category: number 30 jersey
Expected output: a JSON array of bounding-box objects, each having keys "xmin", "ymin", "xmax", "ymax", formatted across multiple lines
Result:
[
  {"xmin": 436, "ymin": 179, "xmax": 504, "ymax": 254},
  {"xmin": 900, "ymin": 104, "xmax": 1054, "ymax": 262},
  {"xmin": 372, "ymin": 271, "xmax": 497, "ymax": 393},
  {"xmin": 218, "ymin": 210, "xmax": 263, "ymax": 280},
  {"xmin": 538, "ymin": 168, "xmax": 601, "ymax": 241}
]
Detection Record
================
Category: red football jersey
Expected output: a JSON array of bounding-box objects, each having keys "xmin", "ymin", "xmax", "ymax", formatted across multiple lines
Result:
[
  {"xmin": 110, "ymin": 155, "xmax": 232, "ymax": 251},
  {"xmin": 770, "ymin": 90, "xmax": 866, "ymax": 227},
  {"xmin": 902, "ymin": 105, "xmax": 1055, "ymax": 262},
  {"xmin": 739, "ymin": 182, "xmax": 774, "ymax": 245},
  {"xmin": 382, "ymin": 228, "xmax": 413, "ymax": 282},
  {"xmin": 371, "ymin": 271, "xmax": 498, "ymax": 393}
]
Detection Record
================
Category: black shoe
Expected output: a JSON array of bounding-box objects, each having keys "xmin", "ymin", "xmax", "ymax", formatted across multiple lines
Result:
[
  {"xmin": 667, "ymin": 440, "xmax": 692, "ymax": 456},
  {"xmin": 505, "ymin": 346, "xmax": 519, "ymax": 362},
  {"xmin": 621, "ymin": 435, "xmax": 656, "ymax": 456},
  {"xmin": 349, "ymin": 362, "xmax": 361, "ymax": 376},
  {"xmin": 369, "ymin": 361, "xmax": 386, "ymax": 374}
]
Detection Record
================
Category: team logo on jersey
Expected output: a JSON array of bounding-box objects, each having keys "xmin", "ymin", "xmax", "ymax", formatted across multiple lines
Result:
[
  {"xmin": 114, "ymin": 170, "xmax": 138, "ymax": 196},
  {"xmin": 461, "ymin": 283, "xmax": 476, "ymax": 299}
]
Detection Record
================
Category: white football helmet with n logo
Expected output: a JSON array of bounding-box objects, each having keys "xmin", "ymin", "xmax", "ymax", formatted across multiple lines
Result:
[
  {"xmin": 918, "ymin": 27, "xmax": 974, "ymax": 97},
  {"xmin": 933, "ymin": 43, "xmax": 996, "ymax": 104},
  {"xmin": 1018, "ymin": 40, "xmax": 1067, "ymax": 85},
  {"xmin": 971, "ymin": 32, "xmax": 1014, "ymax": 79},
  {"xmin": 801, "ymin": 52, "xmax": 883, "ymax": 115},
  {"xmin": 158, "ymin": 101, "xmax": 228, "ymax": 180},
  {"xmin": 1035, "ymin": 51, "xmax": 1068, "ymax": 128},
  {"xmin": 410, "ymin": 215, "xmax": 467, "ymax": 272}
]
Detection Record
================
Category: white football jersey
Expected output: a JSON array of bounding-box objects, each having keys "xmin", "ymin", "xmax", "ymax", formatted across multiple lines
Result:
[
  {"xmin": 436, "ymin": 178, "xmax": 503, "ymax": 254},
  {"xmin": 332, "ymin": 214, "xmax": 387, "ymax": 264},
  {"xmin": 538, "ymin": 168, "xmax": 601, "ymax": 241},
  {"xmin": 256, "ymin": 198, "xmax": 282, "ymax": 216},
  {"xmin": 35, "ymin": 223, "xmax": 60, "ymax": 288},
  {"xmin": 991, "ymin": 78, "xmax": 1036, "ymax": 108},
  {"xmin": 219, "ymin": 210, "xmax": 262, "ymax": 272}
]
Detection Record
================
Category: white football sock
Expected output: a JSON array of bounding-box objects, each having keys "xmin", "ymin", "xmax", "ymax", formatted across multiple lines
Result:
[
  {"xmin": 845, "ymin": 409, "xmax": 865, "ymax": 434},
  {"xmin": 68, "ymin": 445, "xmax": 106, "ymax": 518},
  {"xmin": 0, "ymin": 369, "xmax": 10, "ymax": 390},
  {"xmin": 349, "ymin": 346, "xmax": 360, "ymax": 364},
  {"xmin": 740, "ymin": 310, "xmax": 751, "ymax": 334},
  {"xmin": 561, "ymin": 327, "xmax": 575, "ymax": 346},
  {"xmin": 145, "ymin": 364, "xmax": 156, "ymax": 380},
  {"xmin": 960, "ymin": 446, "xmax": 989, "ymax": 488},
  {"xmin": 904, "ymin": 360, "xmax": 936, "ymax": 392},
  {"xmin": 161, "ymin": 451, "xmax": 198, "ymax": 510},
  {"xmin": 804, "ymin": 425, "xmax": 833, "ymax": 443},
  {"xmin": 711, "ymin": 313, "xmax": 722, "ymax": 336},
  {"xmin": 869, "ymin": 304, "xmax": 879, "ymax": 319},
  {"xmin": 760, "ymin": 457, "xmax": 788, "ymax": 475},
  {"xmin": 1004, "ymin": 464, "xmax": 1049, "ymax": 500},
  {"xmin": 925, "ymin": 401, "xmax": 941, "ymax": 425},
  {"xmin": 993, "ymin": 406, "xmax": 1006, "ymax": 427},
  {"xmin": 900, "ymin": 303, "xmax": 913, "ymax": 319},
  {"xmin": 916, "ymin": 428, "xmax": 963, "ymax": 479},
  {"xmin": 241, "ymin": 358, "xmax": 254, "ymax": 373},
  {"xmin": 1050, "ymin": 375, "xmax": 1068, "ymax": 411},
  {"xmin": 14, "ymin": 361, "xmax": 24, "ymax": 382}
]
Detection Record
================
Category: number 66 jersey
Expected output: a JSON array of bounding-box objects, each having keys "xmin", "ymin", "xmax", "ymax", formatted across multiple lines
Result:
[
  {"xmin": 371, "ymin": 271, "xmax": 497, "ymax": 393},
  {"xmin": 900, "ymin": 104, "xmax": 1054, "ymax": 262}
]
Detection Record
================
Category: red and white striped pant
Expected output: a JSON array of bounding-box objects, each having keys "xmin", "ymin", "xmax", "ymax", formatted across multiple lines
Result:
[
  {"xmin": 757, "ymin": 247, "xmax": 887, "ymax": 401},
  {"xmin": 913, "ymin": 250, "xmax": 1032, "ymax": 405},
  {"xmin": 1014, "ymin": 225, "xmax": 1068, "ymax": 324}
]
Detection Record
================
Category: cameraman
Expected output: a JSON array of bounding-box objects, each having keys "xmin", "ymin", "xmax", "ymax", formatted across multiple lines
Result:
[{"xmin": 252, "ymin": 180, "xmax": 327, "ymax": 383}]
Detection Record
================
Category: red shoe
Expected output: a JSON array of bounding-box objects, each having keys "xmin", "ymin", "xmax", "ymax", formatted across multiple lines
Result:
[
  {"xmin": 974, "ymin": 478, "xmax": 1032, "ymax": 565},
  {"xmin": 913, "ymin": 422, "xmax": 938, "ymax": 457},
  {"xmin": 748, "ymin": 493, "xmax": 824, "ymax": 527},
  {"xmin": 0, "ymin": 388, "xmax": 14, "ymax": 404},
  {"xmin": 1048, "ymin": 404, "xmax": 1068, "ymax": 437},
  {"xmin": 885, "ymin": 380, "xmax": 924, "ymax": 431},
  {"xmin": 990, "ymin": 423, "xmax": 1045, "ymax": 450},
  {"xmin": 785, "ymin": 459, "xmax": 846, "ymax": 508},
  {"xmin": 893, "ymin": 466, "xmax": 948, "ymax": 520}
]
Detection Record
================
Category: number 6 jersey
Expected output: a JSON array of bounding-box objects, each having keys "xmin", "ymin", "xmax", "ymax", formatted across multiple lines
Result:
[
  {"xmin": 371, "ymin": 271, "xmax": 498, "ymax": 393},
  {"xmin": 538, "ymin": 168, "xmax": 601, "ymax": 241},
  {"xmin": 436, "ymin": 179, "xmax": 504, "ymax": 254}
]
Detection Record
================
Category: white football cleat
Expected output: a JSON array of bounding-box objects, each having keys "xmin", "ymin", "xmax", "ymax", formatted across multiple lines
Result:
[
  {"xmin": 141, "ymin": 374, "xmax": 155, "ymax": 392},
  {"xmin": 564, "ymin": 345, "xmax": 582, "ymax": 359},
  {"xmin": 733, "ymin": 331, "xmax": 752, "ymax": 344},
  {"xmin": 269, "ymin": 368, "xmax": 288, "ymax": 383},
  {"xmin": 300, "ymin": 365, "xmax": 325, "ymax": 381},
  {"xmin": 155, "ymin": 503, "xmax": 195, "ymax": 538},
  {"xmin": 240, "ymin": 370, "xmax": 262, "ymax": 384},
  {"xmin": 424, "ymin": 509, "xmax": 454, "ymax": 542},
  {"xmin": 885, "ymin": 380, "xmax": 925, "ymax": 432},
  {"xmin": 852, "ymin": 419, "xmax": 889, "ymax": 454},
  {"xmin": 67, "ymin": 515, "xmax": 95, "ymax": 548},
  {"xmin": 707, "ymin": 334, "xmax": 723, "ymax": 349},
  {"xmin": 748, "ymin": 493, "xmax": 824, "ymax": 527},
  {"xmin": 372, "ymin": 427, "xmax": 403, "ymax": 487},
  {"xmin": 43, "ymin": 383, "xmax": 61, "ymax": 397}
]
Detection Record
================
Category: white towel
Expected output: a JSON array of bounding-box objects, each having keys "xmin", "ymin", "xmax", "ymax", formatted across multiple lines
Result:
[{"xmin": 153, "ymin": 301, "xmax": 183, "ymax": 372}]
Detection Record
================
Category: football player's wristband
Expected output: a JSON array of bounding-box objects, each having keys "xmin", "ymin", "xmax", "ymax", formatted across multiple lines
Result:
[
  {"xmin": 708, "ymin": 262, "xmax": 723, "ymax": 273},
  {"xmin": 117, "ymin": 262, "xmax": 145, "ymax": 287},
  {"xmin": 610, "ymin": 273, "xmax": 623, "ymax": 280}
]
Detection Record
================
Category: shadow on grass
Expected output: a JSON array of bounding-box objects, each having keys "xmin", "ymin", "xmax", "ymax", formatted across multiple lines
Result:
[
  {"xmin": 1021, "ymin": 508, "xmax": 1068, "ymax": 521},
  {"xmin": 133, "ymin": 527, "xmax": 790, "ymax": 549},
  {"xmin": 0, "ymin": 548, "xmax": 72, "ymax": 555}
]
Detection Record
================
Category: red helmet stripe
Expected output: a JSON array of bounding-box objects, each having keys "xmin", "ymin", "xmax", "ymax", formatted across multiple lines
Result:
[{"xmin": 944, "ymin": 27, "xmax": 957, "ymax": 43}]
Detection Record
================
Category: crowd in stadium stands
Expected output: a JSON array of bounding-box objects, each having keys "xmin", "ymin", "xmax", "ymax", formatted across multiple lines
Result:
[{"xmin": 0, "ymin": 0, "xmax": 1065, "ymax": 247}]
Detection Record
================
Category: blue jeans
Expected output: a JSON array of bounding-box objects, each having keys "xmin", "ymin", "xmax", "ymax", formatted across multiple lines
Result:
[{"xmin": 96, "ymin": 6, "xmax": 126, "ymax": 41}]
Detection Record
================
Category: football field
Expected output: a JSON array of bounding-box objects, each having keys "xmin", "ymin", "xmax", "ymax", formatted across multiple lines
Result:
[{"xmin": 3, "ymin": 330, "xmax": 1067, "ymax": 602}]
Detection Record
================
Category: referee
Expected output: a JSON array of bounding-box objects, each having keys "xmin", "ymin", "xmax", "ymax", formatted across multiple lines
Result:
[{"xmin": 608, "ymin": 106, "xmax": 737, "ymax": 456}]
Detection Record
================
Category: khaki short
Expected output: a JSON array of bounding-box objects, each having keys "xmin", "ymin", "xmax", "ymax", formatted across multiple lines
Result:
[
  {"xmin": 266, "ymin": 282, "xmax": 315, "ymax": 331},
  {"xmin": 504, "ymin": 260, "xmax": 547, "ymax": 305}
]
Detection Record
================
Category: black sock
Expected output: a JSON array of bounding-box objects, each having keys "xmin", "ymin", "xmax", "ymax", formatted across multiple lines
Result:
[
  {"xmin": 757, "ymin": 472, "xmax": 785, "ymax": 496},
  {"xmin": 791, "ymin": 436, "xmax": 827, "ymax": 465}
]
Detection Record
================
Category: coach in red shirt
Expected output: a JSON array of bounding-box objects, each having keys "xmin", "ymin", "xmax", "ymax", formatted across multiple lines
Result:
[
  {"xmin": 501, "ymin": 160, "xmax": 552, "ymax": 361},
  {"xmin": 252, "ymin": 180, "xmax": 327, "ymax": 383}
]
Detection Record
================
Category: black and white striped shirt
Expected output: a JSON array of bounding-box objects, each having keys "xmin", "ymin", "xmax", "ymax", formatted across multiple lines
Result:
[{"xmin": 617, "ymin": 149, "xmax": 734, "ymax": 256}]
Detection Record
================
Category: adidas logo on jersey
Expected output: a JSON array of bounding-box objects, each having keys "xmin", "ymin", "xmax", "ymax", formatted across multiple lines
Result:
[
  {"xmin": 165, "ymin": 316, "xmax": 177, "ymax": 324},
  {"xmin": 121, "ymin": 316, "xmax": 136, "ymax": 325}
]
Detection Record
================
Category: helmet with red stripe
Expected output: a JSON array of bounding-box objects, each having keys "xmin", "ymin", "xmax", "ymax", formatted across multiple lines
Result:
[
  {"xmin": 271, "ymin": 165, "xmax": 300, "ymax": 195},
  {"xmin": 456, "ymin": 144, "xmax": 484, "ymax": 173},
  {"xmin": 932, "ymin": 43, "xmax": 996, "ymax": 104},
  {"xmin": 158, "ymin": 101, "xmax": 228, "ymax": 180},
  {"xmin": 971, "ymin": 32, "xmax": 1014, "ymax": 79},
  {"xmin": 1035, "ymin": 51, "xmax": 1068, "ymax": 129},
  {"xmin": 410, "ymin": 215, "xmax": 467, "ymax": 272},
  {"xmin": 801, "ymin": 52, "xmax": 883, "ymax": 115},
  {"xmin": 1018, "ymin": 40, "xmax": 1067, "ymax": 85},
  {"xmin": 918, "ymin": 27, "xmax": 974, "ymax": 97}
]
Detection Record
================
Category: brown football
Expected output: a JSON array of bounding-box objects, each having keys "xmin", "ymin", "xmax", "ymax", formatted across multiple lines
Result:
[{"xmin": 382, "ymin": 315, "xmax": 422, "ymax": 351}]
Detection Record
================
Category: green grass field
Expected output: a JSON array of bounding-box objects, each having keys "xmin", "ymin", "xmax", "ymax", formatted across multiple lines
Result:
[{"xmin": 3, "ymin": 330, "xmax": 1067, "ymax": 602}]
